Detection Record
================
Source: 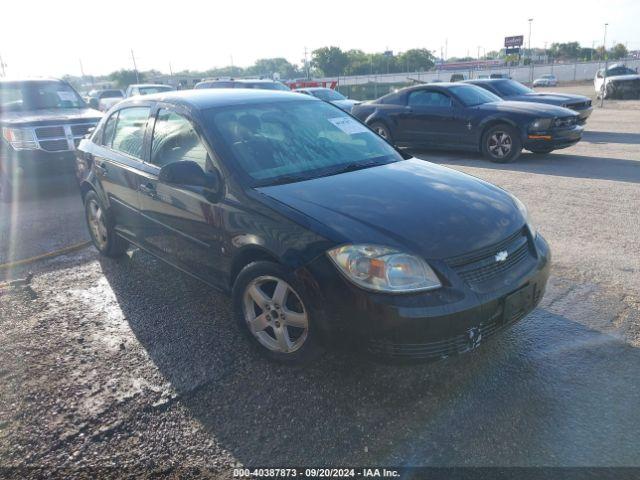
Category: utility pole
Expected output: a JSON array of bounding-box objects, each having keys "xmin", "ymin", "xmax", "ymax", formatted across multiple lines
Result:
[
  {"xmin": 79, "ymin": 58, "xmax": 85, "ymax": 78},
  {"xmin": 444, "ymin": 38, "xmax": 448, "ymax": 61},
  {"xmin": 131, "ymin": 49, "xmax": 140, "ymax": 83},
  {"xmin": 303, "ymin": 47, "xmax": 310, "ymax": 80},
  {"xmin": 0, "ymin": 53, "xmax": 6, "ymax": 77},
  {"xmin": 528, "ymin": 18, "xmax": 534, "ymax": 83},
  {"xmin": 600, "ymin": 23, "xmax": 608, "ymax": 107}
]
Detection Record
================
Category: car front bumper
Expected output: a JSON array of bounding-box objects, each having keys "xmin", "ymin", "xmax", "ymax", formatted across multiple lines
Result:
[
  {"xmin": 1, "ymin": 148, "xmax": 77, "ymax": 178},
  {"xmin": 524, "ymin": 125, "xmax": 584, "ymax": 151},
  {"xmin": 303, "ymin": 232, "xmax": 551, "ymax": 360}
]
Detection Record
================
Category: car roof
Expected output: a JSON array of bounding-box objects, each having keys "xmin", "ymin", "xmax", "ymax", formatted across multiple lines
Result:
[
  {"xmin": 118, "ymin": 88, "xmax": 315, "ymax": 110},
  {"xmin": 463, "ymin": 78, "xmax": 509, "ymax": 84},
  {"xmin": 0, "ymin": 77, "xmax": 64, "ymax": 85},
  {"xmin": 130, "ymin": 84, "xmax": 172, "ymax": 88}
]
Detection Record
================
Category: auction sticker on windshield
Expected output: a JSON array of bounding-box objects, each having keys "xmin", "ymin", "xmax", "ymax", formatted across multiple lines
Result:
[{"xmin": 328, "ymin": 117, "xmax": 370, "ymax": 135}]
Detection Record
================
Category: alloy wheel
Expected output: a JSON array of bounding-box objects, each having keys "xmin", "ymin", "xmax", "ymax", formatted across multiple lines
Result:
[
  {"xmin": 87, "ymin": 199, "xmax": 108, "ymax": 250},
  {"xmin": 488, "ymin": 131, "xmax": 513, "ymax": 159},
  {"xmin": 242, "ymin": 276, "xmax": 309, "ymax": 354}
]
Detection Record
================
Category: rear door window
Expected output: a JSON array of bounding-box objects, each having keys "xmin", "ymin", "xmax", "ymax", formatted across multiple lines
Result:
[
  {"xmin": 111, "ymin": 107, "xmax": 150, "ymax": 159},
  {"xmin": 408, "ymin": 90, "xmax": 452, "ymax": 107}
]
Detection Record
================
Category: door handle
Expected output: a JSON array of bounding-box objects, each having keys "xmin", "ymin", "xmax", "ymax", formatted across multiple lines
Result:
[
  {"xmin": 139, "ymin": 183, "xmax": 158, "ymax": 199},
  {"xmin": 94, "ymin": 162, "xmax": 108, "ymax": 177}
]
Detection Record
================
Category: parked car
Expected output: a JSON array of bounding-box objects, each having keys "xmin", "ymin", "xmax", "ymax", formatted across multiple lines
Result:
[
  {"xmin": 595, "ymin": 64, "xmax": 640, "ymax": 99},
  {"xmin": 533, "ymin": 74, "xmax": 558, "ymax": 87},
  {"xmin": 194, "ymin": 78, "xmax": 290, "ymax": 91},
  {"xmin": 87, "ymin": 89, "xmax": 125, "ymax": 111},
  {"xmin": 464, "ymin": 78, "xmax": 593, "ymax": 123},
  {"xmin": 351, "ymin": 83, "xmax": 583, "ymax": 162},
  {"xmin": 294, "ymin": 87, "xmax": 360, "ymax": 112},
  {"xmin": 490, "ymin": 73, "xmax": 511, "ymax": 79},
  {"xmin": 125, "ymin": 84, "xmax": 175, "ymax": 98},
  {"xmin": 77, "ymin": 89, "xmax": 549, "ymax": 363},
  {"xmin": 0, "ymin": 78, "xmax": 102, "ymax": 202},
  {"xmin": 449, "ymin": 73, "xmax": 467, "ymax": 82}
]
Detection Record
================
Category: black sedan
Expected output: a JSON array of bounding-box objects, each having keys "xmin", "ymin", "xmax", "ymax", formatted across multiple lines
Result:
[
  {"xmin": 351, "ymin": 83, "xmax": 583, "ymax": 162},
  {"xmin": 464, "ymin": 78, "xmax": 593, "ymax": 123},
  {"xmin": 77, "ymin": 89, "xmax": 550, "ymax": 364}
]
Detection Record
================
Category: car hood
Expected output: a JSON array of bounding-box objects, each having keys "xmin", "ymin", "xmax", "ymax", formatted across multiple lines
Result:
[
  {"xmin": 257, "ymin": 159, "xmax": 524, "ymax": 260},
  {"xmin": 0, "ymin": 108, "xmax": 103, "ymax": 127},
  {"xmin": 605, "ymin": 74, "xmax": 640, "ymax": 82},
  {"xmin": 330, "ymin": 99, "xmax": 360, "ymax": 111},
  {"xmin": 478, "ymin": 100, "xmax": 576, "ymax": 117},
  {"xmin": 506, "ymin": 92, "xmax": 590, "ymax": 106}
]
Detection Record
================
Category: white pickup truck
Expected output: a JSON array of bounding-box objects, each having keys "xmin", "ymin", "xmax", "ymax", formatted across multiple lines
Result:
[{"xmin": 595, "ymin": 64, "xmax": 640, "ymax": 99}]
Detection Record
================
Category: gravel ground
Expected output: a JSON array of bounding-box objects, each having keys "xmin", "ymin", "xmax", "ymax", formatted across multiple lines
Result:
[{"xmin": 0, "ymin": 94, "xmax": 639, "ymax": 478}]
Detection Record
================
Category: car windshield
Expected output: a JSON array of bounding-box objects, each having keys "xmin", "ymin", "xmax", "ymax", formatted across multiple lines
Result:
[
  {"xmin": 101, "ymin": 90, "xmax": 123, "ymax": 98},
  {"xmin": 205, "ymin": 99, "xmax": 402, "ymax": 186},
  {"xmin": 309, "ymin": 89, "xmax": 347, "ymax": 101},
  {"xmin": 138, "ymin": 86, "xmax": 173, "ymax": 95},
  {"xmin": 607, "ymin": 67, "xmax": 637, "ymax": 76},
  {"xmin": 0, "ymin": 81, "xmax": 86, "ymax": 111},
  {"xmin": 449, "ymin": 85, "xmax": 502, "ymax": 106},
  {"xmin": 492, "ymin": 80, "xmax": 533, "ymax": 96}
]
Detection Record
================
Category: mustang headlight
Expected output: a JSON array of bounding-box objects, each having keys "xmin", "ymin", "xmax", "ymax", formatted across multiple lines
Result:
[
  {"xmin": 327, "ymin": 244, "xmax": 442, "ymax": 293},
  {"xmin": 529, "ymin": 118, "xmax": 553, "ymax": 132},
  {"xmin": 511, "ymin": 194, "xmax": 537, "ymax": 237}
]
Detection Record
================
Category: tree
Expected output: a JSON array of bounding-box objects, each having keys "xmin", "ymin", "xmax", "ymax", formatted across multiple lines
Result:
[
  {"xmin": 246, "ymin": 58, "xmax": 300, "ymax": 79},
  {"xmin": 397, "ymin": 49, "xmax": 435, "ymax": 72},
  {"xmin": 549, "ymin": 42, "xmax": 581, "ymax": 60},
  {"xmin": 610, "ymin": 43, "xmax": 628, "ymax": 60},
  {"xmin": 108, "ymin": 69, "xmax": 142, "ymax": 88},
  {"xmin": 312, "ymin": 46, "xmax": 349, "ymax": 76}
]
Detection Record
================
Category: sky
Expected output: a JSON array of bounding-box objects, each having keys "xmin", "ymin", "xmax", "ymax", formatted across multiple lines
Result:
[{"xmin": 1, "ymin": 0, "xmax": 639, "ymax": 78}]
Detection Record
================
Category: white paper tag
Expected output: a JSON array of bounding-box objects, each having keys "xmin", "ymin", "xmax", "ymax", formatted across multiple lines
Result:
[
  {"xmin": 57, "ymin": 91, "xmax": 77, "ymax": 102},
  {"xmin": 328, "ymin": 117, "xmax": 369, "ymax": 135}
]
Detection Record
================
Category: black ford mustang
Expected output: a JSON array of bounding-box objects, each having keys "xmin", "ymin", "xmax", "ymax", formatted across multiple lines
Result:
[
  {"xmin": 77, "ymin": 89, "xmax": 550, "ymax": 364},
  {"xmin": 464, "ymin": 78, "xmax": 593, "ymax": 123},
  {"xmin": 351, "ymin": 83, "xmax": 584, "ymax": 162}
]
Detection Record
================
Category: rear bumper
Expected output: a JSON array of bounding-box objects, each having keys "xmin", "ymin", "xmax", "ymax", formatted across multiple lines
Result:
[
  {"xmin": 524, "ymin": 125, "xmax": 583, "ymax": 151},
  {"xmin": 304, "ymin": 232, "xmax": 551, "ymax": 360}
]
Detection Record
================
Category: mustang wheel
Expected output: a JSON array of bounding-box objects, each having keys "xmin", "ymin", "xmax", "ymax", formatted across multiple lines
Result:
[
  {"xmin": 369, "ymin": 122, "xmax": 392, "ymax": 143},
  {"xmin": 482, "ymin": 124, "xmax": 522, "ymax": 163},
  {"xmin": 233, "ymin": 261, "xmax": 323, "ymax": 365},
  {"xmin": 84, "ymin": 190, "xmax": 128, "ymax": 258}
]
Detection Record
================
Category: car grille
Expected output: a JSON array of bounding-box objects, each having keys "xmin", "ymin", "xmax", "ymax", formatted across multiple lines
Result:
[
  {"xmin": 39, "ymin": 139, "xmax": 70, "ymax": 152},
  {"xmin": 368, "ymin": 302, "xmax": 534, "ymax": 360},
  {"xmin": 70, "ymin": 124, "xmax": 94, "ymax": 136},
  {"xmin": 446, "ymin": 228, "xmax": 534, "ymax": 292},
  {"xmin": 553, "ymin": 116, "xmax": 578, "ymax": 128},
  {"xmin": 565, "ymin": 100, "xmax": 591, "ymax": 110},
  {"xmin": 35, "ymin": 126, "xmax": 65, "ymax": 139}
]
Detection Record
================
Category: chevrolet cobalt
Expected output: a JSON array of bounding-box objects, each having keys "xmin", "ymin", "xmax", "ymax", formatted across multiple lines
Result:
[{"xmin": 77, "ymin": 89, "xmax": 550, "ymax": 364}]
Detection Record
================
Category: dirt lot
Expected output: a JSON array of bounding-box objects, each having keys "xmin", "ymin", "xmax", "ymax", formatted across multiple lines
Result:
[{"xmin": 1, "ymin": 93, "xmax": 639, "ymax": 478}]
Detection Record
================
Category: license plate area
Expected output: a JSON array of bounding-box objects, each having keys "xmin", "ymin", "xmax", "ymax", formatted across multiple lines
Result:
[{"xmin": 504, "ymin": 283, "xmax": 535, "ymax": 322}]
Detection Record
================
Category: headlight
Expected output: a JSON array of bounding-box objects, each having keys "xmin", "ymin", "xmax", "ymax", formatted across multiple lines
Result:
[
  {"xmin": 2, "ymin": 127, "xmax": 38, "ymax": 150},
  {"xmin": 511, "ymin": 194, "xmax": 537, "ymax": 237},
  {"xmin": 327, "ymin": 244, "xmax": 442, "ymax": 293},
  {"xmin": 529, "ymin": 118, "xmax": 553, "ymax": 132}
]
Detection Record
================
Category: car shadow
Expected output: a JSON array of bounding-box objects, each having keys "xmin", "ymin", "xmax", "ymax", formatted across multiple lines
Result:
[
  {"xmin": 409, "ymin": 149, "xmax": 640, "ymax": 184},
  {"xmin": 99, "ymin": 252, "xmax": 640, "ymax": 466},
  {"xmin": 582, "ymin": 130, "xmax": 640, "ymax": 145}
]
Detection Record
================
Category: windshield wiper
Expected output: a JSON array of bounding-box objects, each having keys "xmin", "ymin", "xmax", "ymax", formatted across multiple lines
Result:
[
  {"xmin": 321, "ymin": 160, "xmax": 386, "ymax": 177},
  {"xmin": 263, "ymin": 174, "xmax": 309, "ymax": 186}
]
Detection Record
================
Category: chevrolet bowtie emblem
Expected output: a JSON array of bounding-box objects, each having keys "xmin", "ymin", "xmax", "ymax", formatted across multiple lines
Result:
[{"xmin": 495, "ymin": 250, "xmax": 508, "ymax": 262}]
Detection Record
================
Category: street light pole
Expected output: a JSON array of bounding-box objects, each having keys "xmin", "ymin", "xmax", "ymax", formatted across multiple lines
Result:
[
  {"xmin": 528, "ymin": 18, "xmax": 533, "ymax": 83},
  {"xmin": 131, "ymin": 49, "xmax": 140, "ymax": 84},
  {"xmin": 600, "ymin": 23, "xmax": 609, "ymax": 107}
]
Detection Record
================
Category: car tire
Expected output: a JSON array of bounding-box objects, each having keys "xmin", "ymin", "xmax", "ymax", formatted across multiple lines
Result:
[
  {"xmin": 84, "ymin": 190, "xmax": 128, "ymax": 258},
  {"xmin": 232, "ymin": 260, "xmax": 324, "ymax": 365},
  {"xmin": 369, "ymin": 122, "xmax": 393, "ymax": 143},
  {"xmin": 529, "ymin": 148, "xmax": 554, "ymax": 154},
  {"xmin": 481, "ymin": 124, "xmax": 522, "ymax": 163}
]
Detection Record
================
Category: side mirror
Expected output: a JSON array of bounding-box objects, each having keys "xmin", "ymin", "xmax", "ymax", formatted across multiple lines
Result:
[
  {"xmin": 159, "ymin": 161, "xmax": 223, "ymax": 202},
  {"xmin": 89, "ymin": 98, "xmax": 99, "ymax": 109}
]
